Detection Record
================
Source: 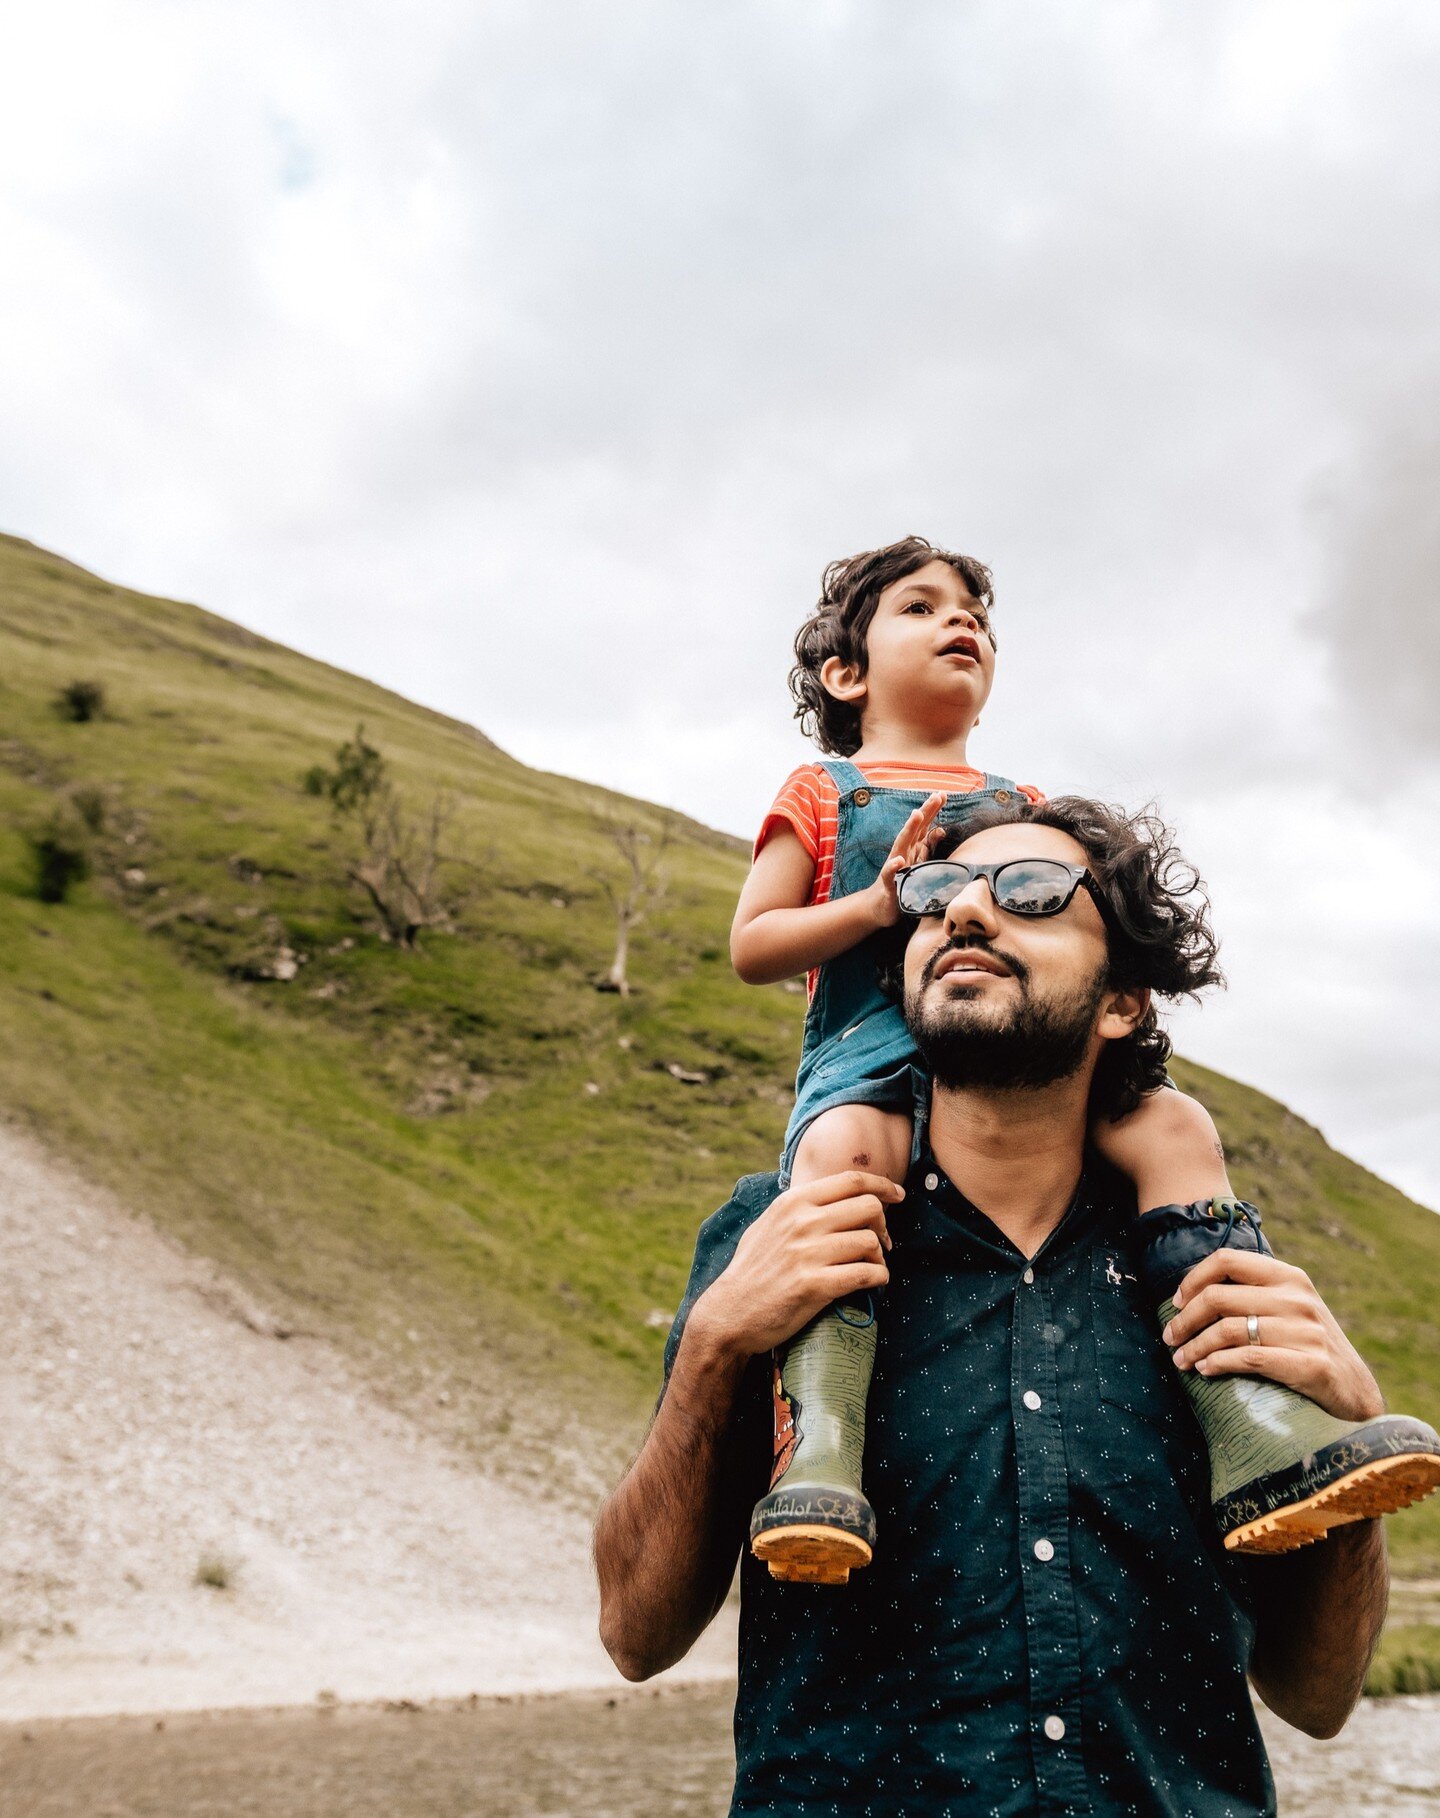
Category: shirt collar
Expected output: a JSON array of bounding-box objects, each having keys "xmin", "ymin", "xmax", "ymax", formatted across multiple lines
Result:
[{"xmin": 906, "ymin": 1077, "xmax": 1106, "ymax": 1265}]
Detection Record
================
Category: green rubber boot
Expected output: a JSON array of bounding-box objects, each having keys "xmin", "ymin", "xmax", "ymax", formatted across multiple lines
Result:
[
  {"xmin": 748, "ymin": 1300, "xmax": 878, "ymax": 1585},
  {"xmin": 1137, "ymin": 1199, "xmax": 1440, "ymax": 1555}
]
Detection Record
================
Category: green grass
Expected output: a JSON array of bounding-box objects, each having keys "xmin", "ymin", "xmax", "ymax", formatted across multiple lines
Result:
[
  {"xmin": 1366, "ymin": 1623, "xmax": 1440, "ymax": 1697},
  {"xmin": 2, "ymin": 530, "xmax": 1439, "ymax": 1565}
]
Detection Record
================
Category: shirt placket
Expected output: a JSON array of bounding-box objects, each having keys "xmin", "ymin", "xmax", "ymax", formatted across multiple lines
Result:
[{"xmin": 1011, "ymin": 1257, "xmax": 1091, "ymax": 1814}]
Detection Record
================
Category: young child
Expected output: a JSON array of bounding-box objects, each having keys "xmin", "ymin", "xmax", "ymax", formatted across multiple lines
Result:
[{"xmin": 730, "ymin": 536, "xmax": 1435, "ymax": 1586}]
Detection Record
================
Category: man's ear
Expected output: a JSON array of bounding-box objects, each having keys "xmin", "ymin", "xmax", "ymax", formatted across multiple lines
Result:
[
  {"xmin": 819, "ymin": 654, "xmax": 867, "ymax": 706},
  {"xmin": 1097, "ymin": 985, "xmax": 1149, "ymax": 1043}
]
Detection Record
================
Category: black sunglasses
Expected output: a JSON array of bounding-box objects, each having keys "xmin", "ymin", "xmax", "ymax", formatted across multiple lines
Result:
[{"xmin": 894, "ymin": 857, "xmax": 1111, "ymax": 924}]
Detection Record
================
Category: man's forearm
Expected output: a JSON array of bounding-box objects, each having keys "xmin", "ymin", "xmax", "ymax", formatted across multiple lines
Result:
[
  {"xmin": 1248, "ymin": 1519, "xmax": 1388, "ymax": 1738},
  {"xmin": 594, "ymin": 1309, "xmax": 754, "ymax": 1681}
]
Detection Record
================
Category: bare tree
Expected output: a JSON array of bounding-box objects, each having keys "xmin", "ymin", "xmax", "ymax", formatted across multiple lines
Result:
[
  {"xmin": 349, "ymin": 785, "xmax": 456, "ymax": 950},
  {"xmin": 596, "ymin": 823, "xmax": 670, "ymax": 995},
  {"xmin": 303, "ymin": 729, "xmax": 462, "ymax": 950}
]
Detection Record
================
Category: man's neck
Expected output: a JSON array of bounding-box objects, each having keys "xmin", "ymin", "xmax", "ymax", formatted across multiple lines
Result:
[{"xmin": 925, "ymin": 1077, "xmax": 1090, "ymax": 1260}]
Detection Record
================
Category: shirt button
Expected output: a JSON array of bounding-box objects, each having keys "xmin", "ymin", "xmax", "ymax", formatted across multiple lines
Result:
[
  {"xmin": 1022, "ymin": 1390, "xmax": 1042, "ymax": 1411},
  {"xmin": 924, "ymin": 1172, "xmax": 939, "ymax": 1191},
  {"xmin": 1043, "ymin": 1714, "xmax": 1066, "ymax": 1742},
  {"xmin": 1033, "ymin": 1538, "xmax": 1055, "ymax": 1562},
  {"xmin": 1022, "ymin": 1266, "xmax": 1034, "ymax": 1285}
]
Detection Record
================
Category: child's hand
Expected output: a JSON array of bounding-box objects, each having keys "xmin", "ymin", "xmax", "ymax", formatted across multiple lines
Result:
[{"xmin": 869, "ymin": 793, "xmax": 947, "ymax": 928}]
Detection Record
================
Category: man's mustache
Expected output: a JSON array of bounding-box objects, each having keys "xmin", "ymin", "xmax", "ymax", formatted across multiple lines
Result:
[{"xmin": 920, "ymin": 934, "xmax": 1029, "ymax": 990}]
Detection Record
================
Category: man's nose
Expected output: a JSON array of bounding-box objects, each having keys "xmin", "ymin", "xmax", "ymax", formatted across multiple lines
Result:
[{"xmin": 942, "ymin": 877, "xmax": 999, "ymax": 938}]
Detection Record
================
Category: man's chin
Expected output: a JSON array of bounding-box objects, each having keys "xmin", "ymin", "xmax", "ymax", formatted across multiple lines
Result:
[
  {"xmin": 912, "ymin": 989, "xmax": 1011, "ymax": 1029},
  {"xmin": 905, "ymin": 980, "xmax": 1103, "ymax": 1095}
]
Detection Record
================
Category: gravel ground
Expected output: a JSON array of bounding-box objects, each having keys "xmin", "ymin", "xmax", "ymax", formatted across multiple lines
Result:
[
  {"xmin": 1, "ymin": 1684, "xmax": 1436, "ymax": 1817},
  {"xmin": 0, "ymin": 1120, "xmax": 735, "ymax": 1721}
]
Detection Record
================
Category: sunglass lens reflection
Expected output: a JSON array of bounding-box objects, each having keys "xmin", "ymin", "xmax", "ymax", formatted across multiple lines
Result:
[
  {"xmin": 900, "ymin": 863, "xmax": 966, "ymax": 917},
  {"xmin": 994, "ymin": 862, "xmax": 1072, "ymax": 913}
]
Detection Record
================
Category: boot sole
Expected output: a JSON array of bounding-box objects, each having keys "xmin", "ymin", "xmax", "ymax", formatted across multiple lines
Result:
[
  {"xmin": 1224, "ymin": 1450, "xmax": 1440, "ymax": 1555},
  {"xmin": 751, "ymin": 1523, "xmax": 874, "ymax": 1585}
]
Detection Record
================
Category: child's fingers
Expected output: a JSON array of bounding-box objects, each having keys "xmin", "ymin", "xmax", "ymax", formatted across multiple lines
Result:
[{"xmin": 889, "ymin": 806, "xmax": 925, "ymax": 846}]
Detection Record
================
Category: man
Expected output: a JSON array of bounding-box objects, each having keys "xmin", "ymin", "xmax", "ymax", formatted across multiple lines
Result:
[{"xmin": 595, "ymin": 797, "xmax": 1392, "ymax": 1815}]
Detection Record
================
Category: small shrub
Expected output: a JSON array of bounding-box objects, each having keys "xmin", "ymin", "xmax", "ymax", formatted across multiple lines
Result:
[
  {"xmin": 27, "ymin": 788, "xmax": 111, "ymax": 903},
  {"xmin": 302, "ymin": 725, "xmax": 386, "ymax": 815},
  {"xmin": 194, "ymin": 1554, "xmax": 234, "ymax": 1591},
  {"xmin": 30, "ymin": 827, "xmax": 90, "ymax": 903},
  {"xmin": 55, "ymin": 679, "xmax": 106, "ymax": 722}
]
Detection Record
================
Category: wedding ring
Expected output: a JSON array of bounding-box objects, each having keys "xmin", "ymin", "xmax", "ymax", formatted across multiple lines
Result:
[{"xmin": 1246, "ymin": 1314, "xmax": 1261, "ymax": 1345}]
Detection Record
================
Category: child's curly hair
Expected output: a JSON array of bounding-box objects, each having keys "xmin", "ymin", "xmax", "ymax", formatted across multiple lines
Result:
[{"xmin": 789, "ymin": 536, "xmax": 997, "ymax": 756}]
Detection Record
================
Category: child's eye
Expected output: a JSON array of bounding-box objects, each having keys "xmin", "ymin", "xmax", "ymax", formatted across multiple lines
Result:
[{"xmin": 902, "ymin": 600, "xmax": 931, "ymax": 614}]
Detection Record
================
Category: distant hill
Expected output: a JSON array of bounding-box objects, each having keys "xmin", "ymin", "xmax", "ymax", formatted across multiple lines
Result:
[{"xmin": 2, "ymin": 530, "xmax": 1438, "ymax": 1572}]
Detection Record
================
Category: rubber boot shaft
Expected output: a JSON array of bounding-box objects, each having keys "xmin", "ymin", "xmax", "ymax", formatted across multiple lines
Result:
[
  {"xmin": 1135, "ymin": 1198, "xmax": 1440, "ymax": 1548},
  {"xmin": 750, "ymin": 1303, "xmax": 878, "ymax": 1550}
]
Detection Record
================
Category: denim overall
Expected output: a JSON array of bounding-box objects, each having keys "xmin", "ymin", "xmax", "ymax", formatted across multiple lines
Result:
[{"xmin": 779, "ymin": 758, "xmax": 1023, "ymax": 1181}]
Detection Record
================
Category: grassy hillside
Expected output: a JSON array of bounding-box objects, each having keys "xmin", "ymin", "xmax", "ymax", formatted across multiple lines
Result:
[{"xmin": 2, "ymin": 531, "xmax": 1438, "ymax": 1577}]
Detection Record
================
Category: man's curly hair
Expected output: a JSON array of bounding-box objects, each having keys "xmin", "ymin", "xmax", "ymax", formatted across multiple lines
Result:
[
  {"xmin": 789, "ymin": 536, "xmax": 996, "ymax": 757},
  {"xmin": 887, "ymin": 796, "xmax": 1223, "ymax": 1120}
]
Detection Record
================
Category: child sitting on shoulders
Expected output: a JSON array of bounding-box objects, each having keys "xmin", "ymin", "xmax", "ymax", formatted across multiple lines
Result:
[{"xmin": 730, "ymin": 536, "xmax": 1232, "ymax": 1585}]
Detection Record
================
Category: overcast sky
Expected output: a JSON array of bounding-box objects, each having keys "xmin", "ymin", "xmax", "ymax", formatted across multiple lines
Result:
[{"xmin": 3, "ymin": 1, "xmax": 1438, "ymax": 1208}]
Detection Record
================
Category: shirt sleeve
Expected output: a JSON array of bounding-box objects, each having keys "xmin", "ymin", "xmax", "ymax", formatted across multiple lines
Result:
[
  {"xmin": 663, "ymin": 1173, "xmax": 785, "ymax": 1382},
  {"xmin": 658, "ymin": 1177, "xmax": 780, "ymax": 1547},
  {"xmin": 753, "ymin": 765, "xmax": 827, "ymax": 863}
]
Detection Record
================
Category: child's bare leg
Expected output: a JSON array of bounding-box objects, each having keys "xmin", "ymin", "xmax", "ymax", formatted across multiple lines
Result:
[
  {"xmin": 790, "ymin": 1101, "xmax": 912, "ymax": 1191},
  {"xmin": 1093, "ymin": 1087, "xmax": 1231, "ymax": 1214}
]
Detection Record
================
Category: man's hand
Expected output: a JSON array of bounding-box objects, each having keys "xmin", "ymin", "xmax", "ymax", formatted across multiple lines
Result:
[
  {"xmin": 690, "ymin": 1170, "xmax": 904, "ymax": 1361},
  {"xmin": 865, "ymin": 793, "xmax": 947, "ymax": 928},
  {"xmin": 1163, "ymin": 1249, "xmax": 1384, "ymax": 1422}
]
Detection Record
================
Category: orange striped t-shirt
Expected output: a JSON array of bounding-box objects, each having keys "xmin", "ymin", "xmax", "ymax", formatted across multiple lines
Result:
[{"xmin": 755, "ymin": 762, "xmax": 1046, "ymax": 909}]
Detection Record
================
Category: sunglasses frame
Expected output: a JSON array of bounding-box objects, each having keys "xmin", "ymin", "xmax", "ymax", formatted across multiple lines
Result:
[{"xmin": 893, "ymin": 857, "xmax": 1112, "ymax": 925}]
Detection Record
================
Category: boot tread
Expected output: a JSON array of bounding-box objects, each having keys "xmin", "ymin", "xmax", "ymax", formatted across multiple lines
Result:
[
  {"xmin": 1225, "ymin": 1451, "xmax": 1440, "ymax": 1555},
  {"xmin": 752, "ymin": 1524, "xmax": 873, "ymax": 1585}
]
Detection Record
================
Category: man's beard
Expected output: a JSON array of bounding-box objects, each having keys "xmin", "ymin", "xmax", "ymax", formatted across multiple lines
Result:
[{"xmin": 904, "ymin": 937, "xmax": 1107, "ymax": 1093}]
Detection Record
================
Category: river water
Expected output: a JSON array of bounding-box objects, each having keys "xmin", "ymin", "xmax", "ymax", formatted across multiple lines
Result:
[{"xmin": 1, "ymin": 1684, "xmax": 1436, "ymax": 1816}]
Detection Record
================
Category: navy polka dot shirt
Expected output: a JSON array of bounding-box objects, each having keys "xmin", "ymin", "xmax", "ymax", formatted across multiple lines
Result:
[{"xmin": 664, "ymin": 1150, "xmax": 1275, "ymax": 1816}]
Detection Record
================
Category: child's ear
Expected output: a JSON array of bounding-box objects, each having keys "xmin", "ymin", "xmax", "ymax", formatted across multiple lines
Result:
[
  {"xmin": 820, "ymin": 655, "xmax": 867, "ymax": 706},
  {"xmin": 1097, "ymin": 985, "xmax": 1149, "ymax": 1043}
]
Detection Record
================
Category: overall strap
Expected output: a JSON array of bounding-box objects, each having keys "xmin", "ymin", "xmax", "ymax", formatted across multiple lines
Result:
[
  {"xmin": 980, "ymin": 772, "xmax": 1019, "ymax": 795},
  {"xmin": 819, "ymin": 758, "xmax": 869, "ymax": 795}
]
